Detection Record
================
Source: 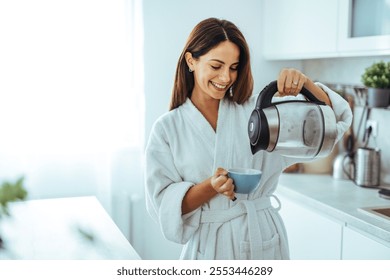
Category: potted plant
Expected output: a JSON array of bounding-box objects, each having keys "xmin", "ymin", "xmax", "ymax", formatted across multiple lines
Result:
[
  {"xmin": 0, "ymin": 176, "xmax": 28, "ymax": 249},
  {"xmin": 361, "ymin": 61, "xmax": 390, "ymax": 108}
]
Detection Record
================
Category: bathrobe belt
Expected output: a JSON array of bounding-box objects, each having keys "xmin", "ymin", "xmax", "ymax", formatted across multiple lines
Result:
[{"xmin": 200, "ymin": 196, "xmax": 281, "ymax": 259}]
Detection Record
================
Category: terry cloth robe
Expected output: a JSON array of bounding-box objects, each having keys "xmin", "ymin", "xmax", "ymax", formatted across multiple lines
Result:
[{"xmin": 145, "ymin": 83, "xmax": 352, "ymax": 260}]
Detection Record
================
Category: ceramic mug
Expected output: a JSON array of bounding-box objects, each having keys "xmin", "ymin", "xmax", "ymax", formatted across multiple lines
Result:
[{"xmin": 227, "ymin": 168, "xmax": 262, "ymax": 194}]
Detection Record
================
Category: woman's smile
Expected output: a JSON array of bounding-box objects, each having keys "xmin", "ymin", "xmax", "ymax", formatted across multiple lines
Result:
[{"xmin": 210, "ymin": 81, "xmax": 228, "ymax": 90}]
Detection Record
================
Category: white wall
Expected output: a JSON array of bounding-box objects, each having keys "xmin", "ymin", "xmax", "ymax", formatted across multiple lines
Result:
[
  {"xmin": 302, "ymin": 56, "xmax": 390, "ymax": 85},
  {"xmin": 141, "ymin": 0, "xmax": 301, "ymax": 259}
]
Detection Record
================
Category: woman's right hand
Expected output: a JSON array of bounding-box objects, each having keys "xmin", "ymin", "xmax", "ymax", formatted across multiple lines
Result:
[
  {"xmin": 182, "ymin": 167, "xmax": 236, "ymax": 214},
  {"xmin": 210, "ymin": 168, "xmax": 236, "ymax": 200}
]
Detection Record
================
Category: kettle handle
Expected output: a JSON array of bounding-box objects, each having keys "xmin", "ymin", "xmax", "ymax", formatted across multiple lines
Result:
[{"xmin": 255, "ymin": 80, "xmax": 326, "ymax": 109}]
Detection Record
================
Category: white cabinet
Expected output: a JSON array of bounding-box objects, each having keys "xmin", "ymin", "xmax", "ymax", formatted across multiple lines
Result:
[
  {"xmin": 263, "ymin": 0, "xmax": 390, "ymax": 59},
  {"xmin": 263, "ymin": 0, "xmax": 339, "ymax": 60},
  {"xmin": 342, "ymin": 226, "xmax": 390, "ymax": 259},
  {"xmin": 277, "ymin": 192, "xmax": 343, "ymax": 259},
  {"xmin": 338, "ymin": 0, "xmax": 390, "ymax": 56},
  {"xmin": 277, "ymin": 190, "xmax": 390, "ymax": 260}
]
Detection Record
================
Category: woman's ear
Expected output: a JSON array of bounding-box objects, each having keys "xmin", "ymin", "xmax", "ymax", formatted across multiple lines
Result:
[{"xmin": 185, "ymin": 52, "xmax": 194, "ymax": 72}]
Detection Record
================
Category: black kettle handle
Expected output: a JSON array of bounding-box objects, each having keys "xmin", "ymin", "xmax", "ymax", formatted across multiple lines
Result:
[{"xmin": 255, "ymin": 80, "xmax": 326, "ymax": 109}]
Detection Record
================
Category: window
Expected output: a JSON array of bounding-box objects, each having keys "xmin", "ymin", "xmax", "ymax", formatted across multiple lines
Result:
[{"xmin": 0, "ymin": 0, "xmax": 144, "ymax": 156}]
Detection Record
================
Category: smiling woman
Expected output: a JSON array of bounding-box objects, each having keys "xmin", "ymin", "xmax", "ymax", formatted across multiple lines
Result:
[{"xmin": 144, "ymin": 17, "xmax": 352, "ymax": 260}]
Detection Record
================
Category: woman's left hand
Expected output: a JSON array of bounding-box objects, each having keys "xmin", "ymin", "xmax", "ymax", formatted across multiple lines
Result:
[{"xmin": 277, "ymin": 68, "xmax": 308, "ymax": 96}]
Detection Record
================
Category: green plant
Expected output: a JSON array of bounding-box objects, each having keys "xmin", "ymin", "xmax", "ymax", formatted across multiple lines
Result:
[
  {"xmin": 361, "ymin": 61, "xmax": 390, "ymax": 88},
  {"xmin": 0, "ymin": 176, "xmax": 28, "ymax": 217}
]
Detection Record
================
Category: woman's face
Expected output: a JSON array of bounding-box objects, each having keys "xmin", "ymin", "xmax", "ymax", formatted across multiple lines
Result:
[{"xmin": 187, "ymin": 41, "xmax": 240, "ymax": 102}]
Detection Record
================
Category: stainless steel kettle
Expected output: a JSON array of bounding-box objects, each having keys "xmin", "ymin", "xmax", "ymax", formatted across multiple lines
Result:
[{"xmin": 248, "ymin": 80, "xmax": 337, "ymax": 158}]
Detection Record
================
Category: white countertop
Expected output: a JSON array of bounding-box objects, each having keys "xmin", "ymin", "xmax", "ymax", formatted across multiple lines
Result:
[
  {"xmin": 276, "ymin": 174, "xmax": 390, "ymax": 246},
  {"xmin": 0, "ymin": 196, "xmax": 141, "ymax": 260}
]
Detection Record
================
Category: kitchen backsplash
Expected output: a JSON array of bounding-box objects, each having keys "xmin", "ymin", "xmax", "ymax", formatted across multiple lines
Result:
[
  {"xmin": 302, "ymin": 56, "xmax": 390, "ymax": 85},
  {"xmin": 300, "ymin": 56, "xmax": 390, "ymax": 185}
]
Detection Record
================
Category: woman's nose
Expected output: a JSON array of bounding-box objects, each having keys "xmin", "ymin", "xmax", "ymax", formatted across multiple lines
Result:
[{"xmin": 219, "ymin": 69, "xmax": 231, "ymax": 82}]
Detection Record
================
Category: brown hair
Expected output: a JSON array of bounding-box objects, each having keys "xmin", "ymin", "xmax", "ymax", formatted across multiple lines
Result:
[{"xmin": 169, "ymin": 18, "xmax": 254, "ymax": 111}]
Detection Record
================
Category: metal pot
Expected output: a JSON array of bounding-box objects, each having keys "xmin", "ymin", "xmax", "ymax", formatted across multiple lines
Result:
[
  {"xmin": 248, "ymin": 81, "xmax": 337, "ymax": 158},
  {"xmin": 354, "ymin": 147, "xmax": 380, "ymax": 187}
]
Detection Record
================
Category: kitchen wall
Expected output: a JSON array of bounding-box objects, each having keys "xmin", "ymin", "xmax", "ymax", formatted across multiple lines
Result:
[
  {"xmin": 303, "ymin": 56, "xmax": 390, "ymax": 85},
  {"xmin": 302, "ymin": 56, "xmax": 390, "ymax": 184}
]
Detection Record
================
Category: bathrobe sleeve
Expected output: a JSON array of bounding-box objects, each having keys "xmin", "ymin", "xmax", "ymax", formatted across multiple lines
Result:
[
  {"xmin": 316, "ymin": 82, "xmax": 353, "ymax": 142},
  {"xmin": 145, "ymin": 117, "xmax": 201, "ymax": 244}
]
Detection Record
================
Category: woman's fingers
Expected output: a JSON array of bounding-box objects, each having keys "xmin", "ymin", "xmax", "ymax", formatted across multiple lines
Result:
[
  {"xmin": 212, "ymin": 167, "xmax": 236, "ymax": 199},
  {"xmin": 219, "ymin": 178, "xmax": 233, "ymax": 191},
  {"xmin": 277, "ymin": 68, "xmax": 307, "ymax": 95},
  {"xmin": 277, "ymin": 71, "xmax": 287, "ymax": 94},
  {"xmin": 220, "ymin": 178, "xmax": 235, "ymax": 199},
  {"xmin": 213, "ymin": 176, "xmax": 235, "ymax": 197},
  {"xmin": 214, "ymin": 167, "xmax": 227, "ymax": 177},
  {"xmin": 213, "ymin": 174, "xmax": 228, "ymax": 187}
]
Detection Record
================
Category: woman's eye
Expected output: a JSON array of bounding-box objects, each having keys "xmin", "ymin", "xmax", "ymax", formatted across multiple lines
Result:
[
  {"xmin": 230, "ymin": 67, "xmax": 238, "ymax": 71},
  {"xmin": 211, "ymin": 65, "xmax": 221, "ymax": 70}
]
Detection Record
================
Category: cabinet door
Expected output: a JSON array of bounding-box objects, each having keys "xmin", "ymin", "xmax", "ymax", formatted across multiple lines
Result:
[
  {"xmin": 263, "ymin": 0, "xmax": 339, "ymax": 60},
  {"xmin": 277, "ymin": 192, "xmax": 342, "ymax": 259},
  {"xmin": 342, "ymin": 226, "xmax": 390, "ymax": 259},
  {"xmin": 338, "ymin": 0, "xmax": 390, "ymax": 55}
]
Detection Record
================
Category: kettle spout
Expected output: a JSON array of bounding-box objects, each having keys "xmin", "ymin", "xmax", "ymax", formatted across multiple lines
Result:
[{"xmin": 250, "ymin": 142, "xmax": 262, "ymax": 155}]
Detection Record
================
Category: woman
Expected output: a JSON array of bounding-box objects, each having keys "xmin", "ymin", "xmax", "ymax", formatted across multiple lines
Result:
[{"xmin": 145, "ymin": 18, "xmax": 352, "ymax": 259}]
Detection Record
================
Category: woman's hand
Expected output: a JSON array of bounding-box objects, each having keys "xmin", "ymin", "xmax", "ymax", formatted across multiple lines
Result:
[
  {"xmin": 277, "ymin": 68, "xmax": 332, "ymax": 106},
  {"xmin": 277, "ymin": 68, "xmax": 308, "ymax": 96},
  {"xmin": 210, "ymin": 168, "xmax": 236, "ymax": 200},
  {"xmin": 182, "ymin": 167, "xmax": 236, "ymax": 214}
]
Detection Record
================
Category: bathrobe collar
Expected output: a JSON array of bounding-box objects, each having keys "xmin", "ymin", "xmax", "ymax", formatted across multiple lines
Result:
[{"xmin": 180, "ymin": 97, "xmax": 234, "ymax": 171}]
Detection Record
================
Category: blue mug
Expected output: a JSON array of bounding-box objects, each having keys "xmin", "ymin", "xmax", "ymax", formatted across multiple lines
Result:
[{"xmin": 227, "ymin": 168, "xmax": 262, "ymax": 194}]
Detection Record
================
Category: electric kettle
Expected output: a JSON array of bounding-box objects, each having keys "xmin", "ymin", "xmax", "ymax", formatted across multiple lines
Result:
[{"xmin": 248, "ymin": 80, "xmax": 337, "ymax": 158}]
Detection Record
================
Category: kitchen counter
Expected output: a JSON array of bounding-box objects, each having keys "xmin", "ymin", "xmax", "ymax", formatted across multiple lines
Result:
[
  {"xmin": 276, "ymin": 174, "xmax": 390, "ymax": 246},
  {"xmin": 0, "ymin": 196, "xmax": 141, "ymax": 259}
]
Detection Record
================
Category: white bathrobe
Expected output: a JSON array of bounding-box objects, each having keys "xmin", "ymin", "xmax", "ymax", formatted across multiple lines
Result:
[{"xmin": 145, "ymin": 83, "xmax": 352, "ymax": 260}]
